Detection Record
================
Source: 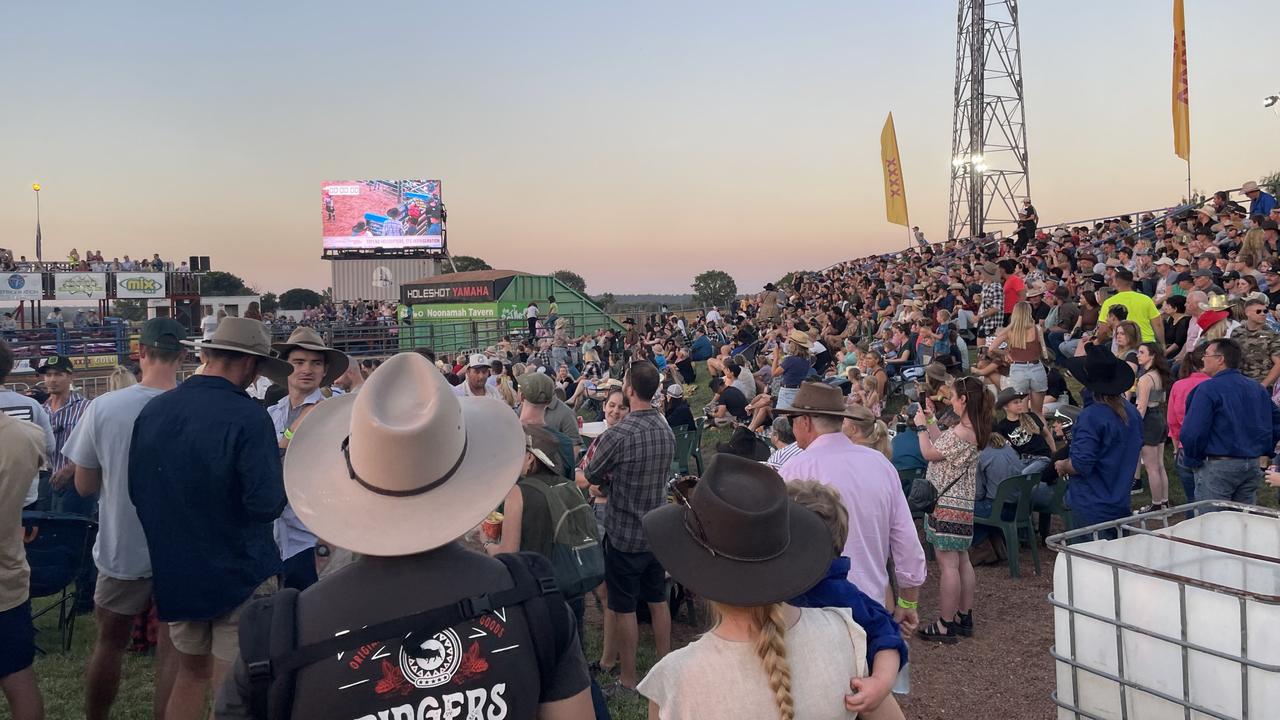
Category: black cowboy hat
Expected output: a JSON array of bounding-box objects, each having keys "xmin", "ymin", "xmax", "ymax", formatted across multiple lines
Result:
[
  {"xmin": 642, "ymin": 454, "xmax": 833, "ymax": 606},
  {"xmin": 1061, "ymin": 343, "xmax": 1135, "ymax": 396}
]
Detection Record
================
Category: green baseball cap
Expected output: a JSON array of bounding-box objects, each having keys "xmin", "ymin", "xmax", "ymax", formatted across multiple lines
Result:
[
  {"xmin": 518, "ymin": 371, "xmax": 555, "ymax": 405},
  {"xmin": 140, "ymin": 318, "xmax": 187, "ymax": 352}
]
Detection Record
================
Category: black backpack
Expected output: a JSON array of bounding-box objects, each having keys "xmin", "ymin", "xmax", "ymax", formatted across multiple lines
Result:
[{"xmin": 238, "ymin": 552, "xmax": 571, "ymax": 720}]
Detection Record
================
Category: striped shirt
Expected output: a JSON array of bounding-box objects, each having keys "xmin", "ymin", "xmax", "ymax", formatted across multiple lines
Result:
[
  {"xmin": 766, "ymin": 441, "xmax": 802, "ymax": 470},
  {"xmin": 45, "ymin": 392, "xmax": 89, "ymax": 475}
]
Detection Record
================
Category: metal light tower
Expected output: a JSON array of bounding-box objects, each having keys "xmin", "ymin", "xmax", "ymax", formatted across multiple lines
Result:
[{"xmin": 947, "ymin": 0, "xmax": 1031, "ymax": 241}]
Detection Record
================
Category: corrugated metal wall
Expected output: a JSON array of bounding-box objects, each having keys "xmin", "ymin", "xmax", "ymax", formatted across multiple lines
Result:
[{"xmin": 330, "ymin": 258, "xmax": 439, "ymax": 303}]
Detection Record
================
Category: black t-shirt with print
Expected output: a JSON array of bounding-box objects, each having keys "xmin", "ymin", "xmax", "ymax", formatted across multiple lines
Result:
[
  {"xmin": 215, "ymin": 545, "xmax": 589, "ymax": 720},
  {"xmin": 995, "ymin": 414, "xmax": 1051, "ymax": 458}
]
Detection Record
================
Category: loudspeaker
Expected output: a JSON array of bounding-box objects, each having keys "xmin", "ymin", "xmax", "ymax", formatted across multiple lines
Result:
[
  {"xmin": 189, "ymin": 255, "xmax": 199, "ymax": 270},
  {"xmin": 199, "ymin": 256, "xmax": 210, "ymax": 272}
]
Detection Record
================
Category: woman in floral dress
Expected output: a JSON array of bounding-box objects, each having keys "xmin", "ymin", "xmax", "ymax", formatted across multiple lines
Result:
[{"xmin": 913, "ymin": 375, "xmax": 993, "ymax": 643}]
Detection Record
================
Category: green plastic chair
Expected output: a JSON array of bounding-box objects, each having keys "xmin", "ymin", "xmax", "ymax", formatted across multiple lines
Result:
[
  {"xmin": 973, "ymin": 472, "xmax": 1042, "ymax": 578},
  {"xmin": 671, "ymin": 428, "xmax": 696, "ymax": 476},
  {"xmin": 1044, "ymin": 478, "xmax": 1073, "ymax": 536}
]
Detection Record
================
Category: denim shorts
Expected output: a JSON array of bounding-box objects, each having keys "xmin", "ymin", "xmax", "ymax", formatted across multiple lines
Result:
[{"xmin": 1009, "ymin": 362, "xmax": 1048, "ymax": 393}]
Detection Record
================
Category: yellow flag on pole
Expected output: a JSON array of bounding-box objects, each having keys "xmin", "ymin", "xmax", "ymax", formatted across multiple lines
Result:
[
  {"xmin": 880, "ymin": 113, "xmax": 909, "ymax": 227},
  {"xmin": 1172, "ymin": 0, "xmax": 1190, "ymax": 162}
]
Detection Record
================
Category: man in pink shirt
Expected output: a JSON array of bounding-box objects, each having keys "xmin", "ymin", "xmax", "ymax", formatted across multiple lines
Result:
[
  {"xmin": 1167, "ymin": 349, "xmax": 1211, "ymax": 508},
  {"xmin": 778, "ymin": 382, "xmax": 926, "ymax": 633}
]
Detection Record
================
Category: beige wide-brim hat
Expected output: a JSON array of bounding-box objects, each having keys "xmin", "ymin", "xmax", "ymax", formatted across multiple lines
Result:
[
  {"xmin": 272, "ymin": 326, "xmax": 350, "ymax": 386},
  {"xmin": 788, "ymin": 329, "xmax": 813, "ymax": 348},
  {"xmin": 182, "ymin": 316, "xmax": 293, "ymax": 386},
  {"xmin": 284, "ymin": 352, "xmax": 524, "ymax": 556}
]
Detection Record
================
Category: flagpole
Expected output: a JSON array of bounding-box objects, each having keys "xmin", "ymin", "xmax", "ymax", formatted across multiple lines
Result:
[
  {"xmin": 1185, "ymin": 158, "xmax": 1192, "ymax": 204},
  {"xmin": 32, "ymin": 183, "xmax": 42, "ymax": 262}
]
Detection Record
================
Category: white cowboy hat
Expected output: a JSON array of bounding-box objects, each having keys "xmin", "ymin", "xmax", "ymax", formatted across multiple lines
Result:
[
  {"xmin": 283, "ymin": 352, "xmax": 524, "ymax": 556},
  {"xmin": 182, "ymin": 316, "xmax": 292, "ymax": 385},
  {"xmin": 1240, "ymin": 181, "xmax": 1261, "ymax": 194}
]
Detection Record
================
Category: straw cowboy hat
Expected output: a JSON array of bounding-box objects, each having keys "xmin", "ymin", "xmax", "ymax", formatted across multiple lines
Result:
[
  {"xmin": 181, "ymin": 316, "xmax": 292, "ymax": 385},
  {"xmin": 1198, "ymin": 294, "xmax": 1229, "ymax": 312},
  {"xmin": 1061, "ymin": 343, "xmax": 1135, "ymax": 397},
  {"xmin": 788, "ymin": 329, "xmax": 813, "ymax": 348},
  {"xmin": 272, "ymin": 326, "xmax": 350, "ymax": 387},
  {"xmin": 642, "ymin": 454, "xmax": 832, "ymax": 606},
  {"xmin": 283, "ymin": 352, "xmax": 525, "ymax": 556},
  {"xmin": 776, "ymin": 381, "xmax": 856, "ymax": 419},
  {"xmin": 1240, "ymin": 181, "xmax": 1262, "ymax": 195}
]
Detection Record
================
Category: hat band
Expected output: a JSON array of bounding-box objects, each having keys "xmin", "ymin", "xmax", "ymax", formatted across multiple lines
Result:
[
  {"xmin": 340, "ymin": 434, "xmax": 468, "ymax": 498},
  {"xmin": 682, "ymin": 506, "xmax": 790, "ymax": 563},
  {"xmin": 204, "ymin": 337, "xmax": 271, "ymax": 355}
]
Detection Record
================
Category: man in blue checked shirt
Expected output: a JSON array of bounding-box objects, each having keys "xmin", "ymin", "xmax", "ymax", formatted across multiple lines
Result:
[{"xmin": 1179, "ymin": 338, "xmax": 1280, "ymax": 508}]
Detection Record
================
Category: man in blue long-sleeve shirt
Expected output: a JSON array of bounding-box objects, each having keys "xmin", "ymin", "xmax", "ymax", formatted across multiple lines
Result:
[
  {"xmin": 129, "ymin": 318, "xmax": 291, "ymax": 720},
  {"xmin": 1179, "ymin": 338, "xmax": 1280, "ymax": 508}
]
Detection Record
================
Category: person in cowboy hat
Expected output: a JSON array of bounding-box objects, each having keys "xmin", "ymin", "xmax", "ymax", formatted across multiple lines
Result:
[
  {"xmin": 777, "ymin": 382, "xmax": 926, "ymax": 636},
  {"xmin": 267, "ymin": 327, "xmax": 350, "ymax": 592},
  {"xmin": 1052, "ymin": 341, "xmax": 1143, "ymax": 529},
  {"xmin": 453, "ymin": 353, "xmax": 503, "ymax": 400},
  {"xmin": 214, "ymin": 352, "xmax": 593, "ymax": 719},
  {"xmin": 129, "ymin": 317, "xmax": 293, "ymax": 720},
  {"xmin": 34, "ymin": 354, "xmax": 91, "ymax": 516},
  {"xmin": 770, "ymin": 329, "xmax": 814, "ymax": 412},
  {"xmin": 1240, "ymin": 180, "xmax": 1277, "ymax": 219},
  {"xmin": 637, "ymin": 455, "xmax": 899, "ymax": 720}
]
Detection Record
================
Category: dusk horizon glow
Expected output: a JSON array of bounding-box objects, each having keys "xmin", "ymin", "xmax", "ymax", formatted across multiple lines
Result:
[{"xmin": 2, "ymin": 1, "xmax": 1275, "ymax": 296}]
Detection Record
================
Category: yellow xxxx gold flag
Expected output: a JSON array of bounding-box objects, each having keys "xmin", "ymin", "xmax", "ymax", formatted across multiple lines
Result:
[
  {"xmin": 880, "ymin": 113, "xmax": 909, "ymax": 226},
  {"xmin": 1172, "ymin": 0, "xmax": 1190, "ymax": 161}
]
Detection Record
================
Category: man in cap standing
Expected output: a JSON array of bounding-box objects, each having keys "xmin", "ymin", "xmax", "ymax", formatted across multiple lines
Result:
[
  {"xmin": 0, "ymin": 342, "xmax": 55, "ymax": 510},
  {"xmin": 37, "ymin": 355, "xmax": 91, "ymax": 515},
  {"xmin": 777, "ymin": 381, "xmax": 926, "ymax": 634},
  {"xmin": 64, "ymin": 318, "xmax": 186, "ymax": 720},
  {"xmin": 454, "ymin": 353, "xmax": 503, "ymax": 400},
  {"xmin": 1232, "ymin": 295, "xmax": 1280, "ymax": 389},
  {"xmin": 214, "ymin": 353, "xmax": 592, "ymax": 719},
  {"xmin": 130, "ymin": 317, "xmax": 292, "ymax": 720},
  {"xmin": 269, "ymin": 327, "xmax": 350, "ymax": 592}
]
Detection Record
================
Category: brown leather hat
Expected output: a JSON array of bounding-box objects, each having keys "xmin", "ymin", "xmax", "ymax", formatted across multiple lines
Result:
[{"xmin": 775, "ymin": 380, "xmax": 856, "ymax": 418}]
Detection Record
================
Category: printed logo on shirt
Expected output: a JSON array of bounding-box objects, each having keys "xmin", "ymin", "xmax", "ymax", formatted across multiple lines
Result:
[
  {"xmin": 3, "ymin": 405, "xmax": 35, "ymax": 423},
  {"xmin": 398, "ymin": 628, "xmax": 463, "ymax": 689}
]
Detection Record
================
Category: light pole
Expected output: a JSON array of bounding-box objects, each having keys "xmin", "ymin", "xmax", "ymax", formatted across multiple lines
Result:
[{"xmin": 32, "ymin": 183, "xmax": 42, "ymax": 262}]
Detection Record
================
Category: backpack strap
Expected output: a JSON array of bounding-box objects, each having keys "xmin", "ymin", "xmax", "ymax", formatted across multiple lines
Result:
[
  {"xmin": 239, "ymin": 588, "xmax": 300, "ymax": 720},
  {"xmin": 275, "ymin": 555, "xmax": 561, "ymax": 677},
  {"xmin": 496, "ymin": 553, "xmax": 572, "ymax": 697}
]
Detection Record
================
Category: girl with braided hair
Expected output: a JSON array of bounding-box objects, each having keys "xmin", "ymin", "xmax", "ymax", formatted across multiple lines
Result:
[{"xmin": 637, "ymin": 454, "xmax": 904, "ymax": 719}]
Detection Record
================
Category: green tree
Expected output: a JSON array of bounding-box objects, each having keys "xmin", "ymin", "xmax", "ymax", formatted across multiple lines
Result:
[
  {"xmin": 111, "ymin": 299, "xmax": 147, "ymax": 322},
  {"xmin": 259, "ymin": 292, "xmax": 279, "ymax": 314},
  {"xmin": 691, "ymin": 270, "xmax": 737, "ymax": 308},
  {"xmin": 592, "ymin": 292, "xmax": 615, "ymax": 310},
  {"xmin": 280, "ymin": 288, "xmax": 324, "ymax": 310},
  {"xmin": 445, "ymin": 255, "xmax": 492, "ymax": 273},
  {"xmin": 200, "ymin": 271, "xmax": 252, "ymax": 296},
  {"xmin": 552, "ymin": 269, "xmax": 587, "ymax": 295},
  {"xmin": 1262, "ymin": 169, "xmax": 1280, "ymax": 200}
]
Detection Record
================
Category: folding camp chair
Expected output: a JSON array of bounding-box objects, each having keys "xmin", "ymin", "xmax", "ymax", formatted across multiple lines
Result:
[{"xmin": 22, "ymin": 511, "xmax": 98, "ymax": 652}]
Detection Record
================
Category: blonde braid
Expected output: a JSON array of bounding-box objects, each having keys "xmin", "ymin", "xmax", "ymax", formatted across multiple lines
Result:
[{"xmin": 753, "ymin": 604, "xmax": 795, "ymax": 720}]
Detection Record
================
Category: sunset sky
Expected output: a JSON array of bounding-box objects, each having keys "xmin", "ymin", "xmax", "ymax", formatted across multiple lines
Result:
[{"xmin": 2, "ymin": 1, "xmax": 1275, "ymax": 296}]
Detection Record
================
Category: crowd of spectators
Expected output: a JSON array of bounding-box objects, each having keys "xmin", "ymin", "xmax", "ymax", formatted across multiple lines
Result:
[
  {"xmin": 0, "ymin": 248, "xmax": 188, "ymax": 273},
  {"xmin": 3, "ymin": 178, "xmax": 1280, "ymax": 720}
]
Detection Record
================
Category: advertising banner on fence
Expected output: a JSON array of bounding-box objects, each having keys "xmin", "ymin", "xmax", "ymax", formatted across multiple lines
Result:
[
  {"xmin": 116, "ymin": 272, "xmax": 167, "ymax": 299},
  {"xmin": 54, "ymin": 273, "xmax": 108, "ymax": 301},
  {"xmin": 323, "ymin": 179, "xmax": 444, "ymax": 251},
  {"xmin": 410, "ymin": 302, "xmax": 523, "ymax": 322},
  {"xmin": 1, "ymin": 273, "xmax": 43, "ymax": 300}
]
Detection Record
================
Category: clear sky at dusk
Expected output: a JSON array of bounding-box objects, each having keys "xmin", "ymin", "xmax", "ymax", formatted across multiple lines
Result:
[{"xmin": 2, "ymin": 1, "xmax": 1275, "ymax": 296}]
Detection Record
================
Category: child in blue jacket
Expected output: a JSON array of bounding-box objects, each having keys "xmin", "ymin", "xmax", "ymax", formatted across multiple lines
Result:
[{"xmin": 787, "ymin": 480, "xmax": 908, "ymax": 715}]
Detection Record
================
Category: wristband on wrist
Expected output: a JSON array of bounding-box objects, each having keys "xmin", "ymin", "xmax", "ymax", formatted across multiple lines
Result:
[
  {"xmin": 283, "ymin": 428, "xmax": 294, "ymax": 441},
  {"xmin": 926, "ymin": 417, "xmax": 937, "ymax": 426},
  {"xmin": 896, "ymin": 597, "xmax": 918, "ymax": 610}
]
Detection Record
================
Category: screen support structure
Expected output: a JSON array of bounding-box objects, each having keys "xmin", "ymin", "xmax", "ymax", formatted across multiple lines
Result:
[{"xmin": 947, "ymin": 0, "xmax": 1031, "ymax": 242}]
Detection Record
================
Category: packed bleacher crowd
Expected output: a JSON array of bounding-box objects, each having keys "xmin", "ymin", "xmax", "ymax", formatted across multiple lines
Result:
[
  {"xmin": 0, "ymin": 248, "xmax": 188, "ymax": 273},
  {"xmin": 2, "ymin": 178, "xmax": 1279, "ymax": 720}
]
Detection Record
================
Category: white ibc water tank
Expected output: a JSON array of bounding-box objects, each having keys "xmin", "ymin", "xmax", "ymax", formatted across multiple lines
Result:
[{"xmin": 1050, "ymin": 506, "xmax": 1280, "ymax": 719}]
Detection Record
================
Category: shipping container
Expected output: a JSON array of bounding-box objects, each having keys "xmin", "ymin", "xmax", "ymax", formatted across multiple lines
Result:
[{"xmin": 330, "ymin": 257, "xmax": 440, "ymax": 303}]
